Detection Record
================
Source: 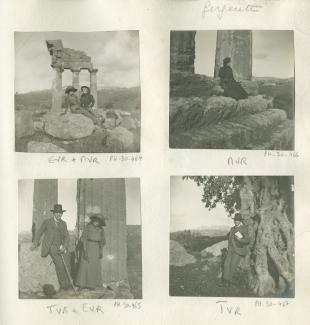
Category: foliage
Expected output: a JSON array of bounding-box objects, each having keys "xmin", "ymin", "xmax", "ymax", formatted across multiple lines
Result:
[{"xmin": 183, "ymin": 176, "xmax": 243, "ymax": 216}]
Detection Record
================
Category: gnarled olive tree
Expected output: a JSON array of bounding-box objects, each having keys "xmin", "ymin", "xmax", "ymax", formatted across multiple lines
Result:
[{"xmin": 185, "ymin": 176, "xmax": 294, "ymax": 296}]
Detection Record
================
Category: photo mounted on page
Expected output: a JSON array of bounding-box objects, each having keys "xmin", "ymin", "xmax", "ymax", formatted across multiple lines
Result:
[
  {"xmin": 15, "ymin": 31, "xmax": 141, "ymax": 153},
  {"xmin": 170, "ymin": 176, "xmax": 295, "ymax": 298},
  {"xmin": 18, "ymin": 178, "xmax": 142, "ymax": 299},
  {"xmin": 169, "ymin": 30, "xmax": 295, "ymax": 150}
]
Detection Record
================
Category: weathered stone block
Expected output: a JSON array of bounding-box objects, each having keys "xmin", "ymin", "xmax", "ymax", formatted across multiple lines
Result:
[
  {"xmin": 170, "ymin": 240, "xmax": 196, "ymax": 267},
  {"xmin": 15, "ymin": 111, "xmax": 36, "ymax": 138},
  {"xmin": 27, "ymin": 141, "xmax": 67, "ymax": 153},
  {"xmin": 19, "ymin": 241, "xmax": 59, "ymax": 294},
  {"xmin": 44, "ymin": 112, "xmax": 95, "ymax": 140},
  {"xmin": 105, "ymin": 126, "xmax": 134, "ymax": 152},
  {"xmin": 201, "ymin": 240, "xmax": 228, "ymax": 257}
]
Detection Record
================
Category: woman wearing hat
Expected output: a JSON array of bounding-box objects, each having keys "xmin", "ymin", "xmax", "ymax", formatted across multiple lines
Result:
[
  {"xmin": 75, "ymin": 214, "xmax": 106, "ymax": 290},
  {"xmin": 218, "ymin": 57, "xmax": 248, "ymax": 100},
  {"xmin": 80, "ymin": 86, "xmax": 95, "ymax": 109}
]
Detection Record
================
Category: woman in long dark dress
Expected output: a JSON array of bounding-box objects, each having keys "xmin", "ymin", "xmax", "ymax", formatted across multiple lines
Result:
[
  {"xmin": 218, "ymin": 57, "xmax": 248, "ymax": 100},
  {"xmin": 75, "ymin": 214, "xmax": 106, "ymax": 290}
]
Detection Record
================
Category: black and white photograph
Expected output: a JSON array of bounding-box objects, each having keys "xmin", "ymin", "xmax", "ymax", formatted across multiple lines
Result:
[
  {"xmin": 15, "ymin": 31, "xmax": 141, "ymax": 153},
  {"xmin": 18, "ymin": 178, "xmax": 142, "ymax": 299},
  {"xmin": 170, "ymin": 176, "xmax": 294, "ymax": 297},
  {"xmin": 170, "ymin": 30, "xmax": 295, "ymax": 150}
]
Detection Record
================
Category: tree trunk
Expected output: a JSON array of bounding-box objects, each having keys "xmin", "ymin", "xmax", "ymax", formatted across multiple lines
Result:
[{"xmin": 239, "ymin": 176, "xmax": 294, "ymax": 296}]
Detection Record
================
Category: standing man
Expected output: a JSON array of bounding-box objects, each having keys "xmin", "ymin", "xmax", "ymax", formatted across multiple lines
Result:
[
  {"xmin": 31, "ymin": 204, "xmax": 71, "ymax": 291},
  {"xmin": 221, "ymin": 213, "xmax": 250, "ymax": 286}
]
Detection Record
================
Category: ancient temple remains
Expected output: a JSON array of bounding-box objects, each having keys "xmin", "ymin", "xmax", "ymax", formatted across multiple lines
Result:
[
  {"xmin": 170, "ymin": 30, "xmax": 252, "ymax": 80},
  {"xmin": 170, "ymin": 31, "xmax": 196, "ymax": 73},
  {"xmin": 214, "ymin": 30, "xmax": 252, "ymax": 80},
  {"xmin": 46, "ymin": 40, "xmax": 98, "ymax": 111}
]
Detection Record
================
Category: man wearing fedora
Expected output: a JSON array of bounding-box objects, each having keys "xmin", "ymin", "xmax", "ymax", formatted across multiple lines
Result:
[
  {"xmin": 62, "ymin": 86, "xmax": 99, "ymax": 124},
  {"xmin": 31, "ymin": 204, "xmax": 71, "ymax": 291},
  {"xmin": 221, "ymin": 213, "xmax": 250, "ymax": 286}
]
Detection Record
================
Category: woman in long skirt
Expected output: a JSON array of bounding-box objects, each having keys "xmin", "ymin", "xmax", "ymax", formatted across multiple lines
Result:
[
  {"xmin": 75, "ymin": 214, "xmax": 106, "ymax": 290},
  {"xmin": 218, "ymin": 57, "xmax": 248, "ymax": 100}
]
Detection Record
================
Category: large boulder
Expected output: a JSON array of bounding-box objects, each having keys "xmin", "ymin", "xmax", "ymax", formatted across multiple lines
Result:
[
  {"xmin": 236, "ymin": 95, "xmax": 272, "ymax": 114},
  {"xmin": 15, "ymin": 111, "xmax": 36, "ymax": 138},
  {"xmin": 27, "ymin": 141, "xmax": 66, "ymax": 153},
  {"xmin": 44, "ymin": 112, "xmax": 95, "ymax": 140},
  {"xmin": 170, "ymin": 240, "xmax": 196, "ymax": 267},
  {"xmin": 19, "ymin": 242, "xmax": 59, "ymax": 294},
  {"xmin": 170, "ymin": 109, "xmax": 288, "ymax": 150},
  {"xmin": 105, "ymin": 126, "xmax": 134, "ymax": 152},
  {"xmin": 239, "ymin": 80, "xmax": 259, "ymax": 96},
  {"xmin": 120, "ymin": 116, "xmax": 138, "ymax": 130},
  {"xmin": 170, "ymin": 71, "xmax": 218, "ymax": 98},
  {"xmin": 201, "ymin": 240, "xmax": 228, "ymax": 258}
]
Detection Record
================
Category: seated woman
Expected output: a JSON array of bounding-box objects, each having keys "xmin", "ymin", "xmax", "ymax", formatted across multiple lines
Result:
[
  {"xmin": 62, "ymin": 86, "xmax": 99, "ymax": 124},
  {"xmin": 75, "ymin": 214, "xmax": 106, "ymax": 290},
  {"xmin": 218, "ymin": 57, "xmax": 248, "ymax": 100}
]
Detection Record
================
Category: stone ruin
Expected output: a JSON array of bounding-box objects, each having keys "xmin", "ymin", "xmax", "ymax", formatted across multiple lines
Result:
[
  {"xmin": 169, "ymin": 30, "xmax": 294, "ymax": 150},
  {"xmin": 19, "ymin": 179, "xmax": 134, "ymax": 299},
  {"xmin": 46, "ymin": 40, "xmax": 98, "ymax": 111}
]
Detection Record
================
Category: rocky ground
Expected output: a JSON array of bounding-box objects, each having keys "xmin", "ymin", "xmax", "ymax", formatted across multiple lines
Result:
[
  {"xmin": 15, "ymin": 88, "xmax": 141, "ymax": 153},
  {"xmin": 170, "ymin": 235, "xmax": 294, "ymax": 298},
  {"xmin": 169, "ymin": 73, "xmax": 295, "ymax": 150}
]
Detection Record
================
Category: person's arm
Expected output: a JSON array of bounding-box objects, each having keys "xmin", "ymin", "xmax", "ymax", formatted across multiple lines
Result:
[
  {"xmin": 89, "ymin": 95, "xmax": 95, "ymax": 108},
  {"xmin": 64, "ymin": 222, "xmax": 70, "ymax": 251},
  {"xmin": 236, "ymin": 227, "xmax": 250, "ymax": 245},
  {"xmin": 80, "ymin": 226, "xmax": 89, "ymax": 260},
  {"xmin": 99, "ymin": 229, "xmax": 105, "ymax": 259},
  {"xmin": 30, "ymin": 220, "xmax": 47, "ymax": 250}
]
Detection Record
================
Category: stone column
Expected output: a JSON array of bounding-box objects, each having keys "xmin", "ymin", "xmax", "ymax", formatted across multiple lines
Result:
[
  {"xmin": 170, "ymin": 31, "xmax": 196, "ymax": 73},
  {"xmin": 76, "ymin": 178, "xmax": 128, "ymax": 283},
  {"xmin": 51, "ymin": 68, "xmax": 63, "ymax": 112},
  {"xmin": 90, "ymin": 68, "xmax": 98, "ymax": 109},
  {"xmin": 214, "ymin": 30, "xmax": 252, "ymax": 80},
  {"xmin": 32, "ymin": 179, "xmax": 58, "ymax": 238},
  {"xmin": 72, "ymin": 69, "xmax": 80, "ymax": 90}
]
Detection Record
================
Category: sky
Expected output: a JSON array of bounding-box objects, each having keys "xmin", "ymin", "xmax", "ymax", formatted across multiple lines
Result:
[
  {"xmin": 170, "ymin": 177, "xmax": 234, "ymax": 232},
  {"xmin": 195, "ymin": 30, "xmax": 294, "ymax": 78},
  {"xmin": 15, "ymin": 31, "xmax": 140, "ymax": 93},
  {"xmin": 18, "ymin": 178, "xmax": 141, "ymax": 232}
]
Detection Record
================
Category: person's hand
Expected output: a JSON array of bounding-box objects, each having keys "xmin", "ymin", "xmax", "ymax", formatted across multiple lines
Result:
[
  {"xmin": 30, "ymin": 243, "xmax": 38, "ymax": 251},
  {"xmin": 58, "ymin": 245, "xmax": 67, "ymax": 254}
]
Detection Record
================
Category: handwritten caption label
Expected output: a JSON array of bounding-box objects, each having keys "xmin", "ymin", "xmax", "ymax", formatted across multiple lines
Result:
[
  {"xmin": 227, "ymin": 156, "xmax": 247, "ymax": 166},
  {"xmin": 46, "ymin": 301, "xmax": 142, "ymax": 316},
  {"xmin": 216, "ymin": 301, "xmax": 242, "ymax": 316},
  {"xmin": 47, "ymin": 154, "xmax": 143, "ymax": 164},
  {"xmin": 202, "ymin": 0, "xmax": 263, "ymax": 20},
  {"xmin": 264, "ymin": 151, "xmax": 299, "ymax": 158}
]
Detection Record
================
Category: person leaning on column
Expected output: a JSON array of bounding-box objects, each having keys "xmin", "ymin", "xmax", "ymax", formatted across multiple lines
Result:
[{"xmin": 30, "ymin": 204, "xmax": 72, "ymax": 292}]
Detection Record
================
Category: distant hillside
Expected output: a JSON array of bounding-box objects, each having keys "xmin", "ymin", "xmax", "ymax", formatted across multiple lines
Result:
[
  {"xmin": 15, "ymin": 87, "xmax": 141, "ymax": 113},
  {"xmin": 170, "ymin": 227, "xmax": 229, "ymax": 253}
]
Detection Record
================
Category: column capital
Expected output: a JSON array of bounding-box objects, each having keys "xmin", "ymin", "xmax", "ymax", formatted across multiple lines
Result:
[
  {"xmin": 89, "ymin": 68, "xmax": 98, "ymax": 73},
  {"xmin": 71, "ymin": 68, "xmax": 81, "ymax": 73}
]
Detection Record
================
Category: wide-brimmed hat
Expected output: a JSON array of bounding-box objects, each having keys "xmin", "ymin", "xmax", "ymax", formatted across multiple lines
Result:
[
  {"xmin": 233, "ymin": 213, "xmax": 243, "ymax": 221},
  {"xmin": 81, "ymin": 85, "xmax": 90, "ymax": 92},
  {"xmin": 65, "ymin": 86, "xmax": 77, "ymax": 94},
  {"xmin": 89, "ymin": 214, "xmax": 106, "ymax": 227},
  {"xmin": 51, "ymin": 204, "xmax": 66, "ymax": 213},
  {"xmin": 223, "ymin": 57, "xmax": 231, "ymax": 65}
]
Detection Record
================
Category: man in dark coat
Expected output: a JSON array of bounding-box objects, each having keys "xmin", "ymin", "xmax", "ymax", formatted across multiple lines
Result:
[
  {"xmin": 31, "ymin": 204, "xmax": 71, "ymax": 291},
  {"xmin": 218, "ymin": 57, "xmax": 248, "ymax": 100},
  {"xmin": 221, "ymin": 213, "xmax": 250, "ymax": 286}
]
